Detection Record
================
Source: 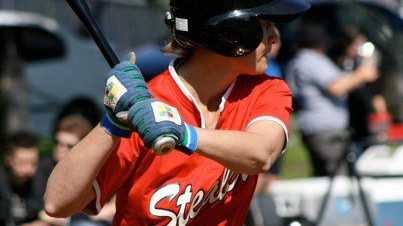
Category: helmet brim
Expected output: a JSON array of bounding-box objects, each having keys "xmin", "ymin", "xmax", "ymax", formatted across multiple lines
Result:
[{"xmin": 250, "ymin": 0, "xmax": 311, "ymax": 22}]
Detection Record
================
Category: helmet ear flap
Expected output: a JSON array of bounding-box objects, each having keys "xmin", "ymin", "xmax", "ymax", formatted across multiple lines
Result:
[{"xmin": 205, "ymin": 15, "xmax": 263, "ymax": 56}]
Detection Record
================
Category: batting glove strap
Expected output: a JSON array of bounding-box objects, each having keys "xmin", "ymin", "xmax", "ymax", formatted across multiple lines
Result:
[
  {"xmin": 100, "ymin": 112, "xmax": 131, "ymax": 138},
  {"xmin": 177, "ymin": 123, "xmax": 198, "ymax": 154}
]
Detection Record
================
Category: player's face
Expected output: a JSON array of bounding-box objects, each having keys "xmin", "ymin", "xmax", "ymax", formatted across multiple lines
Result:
[{"xmin": 235, "ymin": 21, "xmax": 279, "ymax": 75}]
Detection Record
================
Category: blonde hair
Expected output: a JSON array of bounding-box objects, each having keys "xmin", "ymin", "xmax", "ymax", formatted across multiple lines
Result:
[
  {"xmin": 56, "ymin": 114, "xmax": 92, "ymax": 139},
  {"xmin": 162, "ymin": 32, "xmax": 195, "ymax": 60}
]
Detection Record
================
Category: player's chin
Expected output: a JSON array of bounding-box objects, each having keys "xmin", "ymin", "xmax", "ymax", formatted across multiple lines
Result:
[
  {"xmin": 247, "ymin": 68, "xmax": 267, "ymax": 76},
  {"xmin": 242, "ymin": 58, "xmax": 268, "ymax": 76},
  {"xmin": 255, "ymin": 60, "xmax": 268, "ymax": 74}
]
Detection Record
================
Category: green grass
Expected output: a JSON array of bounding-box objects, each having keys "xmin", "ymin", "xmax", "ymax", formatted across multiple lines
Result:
[{"xmin": 280, "ymin": 117, "xmax": 313, "ymax": 179}]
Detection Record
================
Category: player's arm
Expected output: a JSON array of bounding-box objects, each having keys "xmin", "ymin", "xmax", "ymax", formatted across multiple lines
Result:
[
  {"xmin": 45, "ymin": 54, "xmax": 144, "ymax": 217},
  {"xmin": 195, "ymin": 120, "xmax": 285, "ymax": 175},
  {"xmin": 126, "ymin": 105, "xmax": 286, "ymax": 175},
  {"xmin": 44, "ymin": 125, "xmax": 117, "ymax": 217}
]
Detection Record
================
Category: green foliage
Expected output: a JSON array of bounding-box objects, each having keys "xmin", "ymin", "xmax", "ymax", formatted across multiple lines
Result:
[
  {"xmin": 37, "ymin": 137, "xmax": 54, "ymax": 157},
  {"xmin": 280, "ymin": 117, "xmax": 313, "ymax": 179}
]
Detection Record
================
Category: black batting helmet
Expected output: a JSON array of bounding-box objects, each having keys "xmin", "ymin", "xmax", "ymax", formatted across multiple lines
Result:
[{"xmin": 165, "ymin": 0, "xmax": 310, "ymax": 57}]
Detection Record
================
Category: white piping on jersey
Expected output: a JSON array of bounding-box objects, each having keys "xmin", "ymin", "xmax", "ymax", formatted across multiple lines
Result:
[
  {"xmin": 219, "ymin": 82, "xmax": 234, "ymax": 113},
  {"xmin": 93, "ymin": 181, "xmax": 102, "ymax": 213},
  {"xmin": 168, "ymin": 60, "xmax": 235, "ymax": 129},
  {"xmin": 246, "ymin": 116, "xmax": 289, "ymax": 153}
]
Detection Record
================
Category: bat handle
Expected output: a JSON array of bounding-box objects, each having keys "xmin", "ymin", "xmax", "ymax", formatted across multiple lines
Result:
[
  {"xmin": 117, "ymin": 112, "xmax": 176, "ymax": 154},
  {"xmin": 66, "ymin": 0, "xmax": 119, "ymax": 67},
  {"xmin": 67, "ymin": 0, "xmax": 176, "ymax": 155},
  {"xmin": 153, "ymin": 136, "xmax": 176, "ymax": 155}
]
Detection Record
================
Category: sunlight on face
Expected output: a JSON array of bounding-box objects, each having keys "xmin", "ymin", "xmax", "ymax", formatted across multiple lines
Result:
[{"xmin": 234, "ymin": 21, "xmax": 279, "ymax": 75}]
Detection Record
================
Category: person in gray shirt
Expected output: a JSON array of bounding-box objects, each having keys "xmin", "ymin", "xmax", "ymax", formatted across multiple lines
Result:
[{"xmin": 286, "ymin": 24, "xmax": 378, "ymax": 176}]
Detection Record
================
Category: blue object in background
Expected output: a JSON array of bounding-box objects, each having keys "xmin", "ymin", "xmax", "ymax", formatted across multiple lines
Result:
[
  {"xmin": 375, "ymin": 201, "xmax": 403, "ymax": 226},
  {"xmin": 135, "ymin": 43, "xmax": 173, "ymax": 81},
  {"xmin": 265, "ymin": 59, "xmax": 283, "ymax": 78}
]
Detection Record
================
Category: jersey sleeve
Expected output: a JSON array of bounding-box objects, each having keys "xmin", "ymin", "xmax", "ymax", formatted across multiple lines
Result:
[
  {"xmin": 246, "ymin": 79, "xmax": 293, "ymax": 148},
  {"xmin": 89, "ymin": 135, "xmax": 143, "ymax": 213}
]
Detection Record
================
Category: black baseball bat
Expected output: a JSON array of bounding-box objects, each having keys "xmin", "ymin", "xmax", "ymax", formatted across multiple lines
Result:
[
  {"xmin": 66, "ymin": 0, "xmax": 118, "ymax": 67},
  {"xmin": 66, "ymin": 0, "xmax": 176, "ymax": 155}
]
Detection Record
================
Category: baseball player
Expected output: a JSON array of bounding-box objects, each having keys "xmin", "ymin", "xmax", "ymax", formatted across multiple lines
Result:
[{"xmin": 44, "ymin": 0, "xmax": 310, "ymax": 225}]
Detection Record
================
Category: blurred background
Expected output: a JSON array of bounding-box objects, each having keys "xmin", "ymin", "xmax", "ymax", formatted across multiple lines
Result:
[
  {"xmin": 0, "ymin": 0, "xmax": 402, "ymax": 226},
  {"xmin": 0, "ymin": 0, "xmax": 171, "ymax": 140}
]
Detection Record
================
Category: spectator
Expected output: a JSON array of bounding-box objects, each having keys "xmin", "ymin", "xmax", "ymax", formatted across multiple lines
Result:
[
  {"xmin": 330, "ymin": 26, "xmax": 385, "ymax": 144},
  {"xmin": 368, "ymin": 94, "xmax": 392, "ymax": 139},
  {"xmin": 0, "ymin": 131, "xmax": 48, "ymax": 226},
  {"xmin": 286, "ymin": 23, "xmax": 379, "ymax": 176},
  {"xmin": 52, "ymin": 97, "xmax": 101, "ymax": 134},
  {"xmin": 35, "ymin": 98, "xmax": 101, "ymax": 198},
  {"xmin": 36, "ymin": 98, "xmax": 114, "ymax": 226},
  {"xmin": 35, "ymin": 114, "xmax": 94, "ymax": 197}
]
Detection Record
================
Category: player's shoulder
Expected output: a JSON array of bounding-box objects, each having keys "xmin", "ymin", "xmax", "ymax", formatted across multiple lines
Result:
[
  {"xmin": 147, "ymin": 69, "xmax": 170, "ymax": 86},
  {"xmin": 146, "ymin": 69, "xmax": 185, "ymax": 102},
  {"xmin": 146, "ymin": 69, "xmax": 173, "ymax": 93},
  {"xmin": 237, "ymin": 74, "xmax": 290, "ymax": 92}
]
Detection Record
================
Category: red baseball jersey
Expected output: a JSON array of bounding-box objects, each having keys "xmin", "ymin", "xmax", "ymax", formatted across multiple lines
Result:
[{"xmin": 90, "ymin": 63, "xmax": 292, "ymax": 226}]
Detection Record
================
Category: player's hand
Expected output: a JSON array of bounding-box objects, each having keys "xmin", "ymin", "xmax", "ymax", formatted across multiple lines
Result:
[
  {"xmin": 101, "ymin": 52, "xmax": 151, "ymax": 137},
  {"xmin": 127, "ymin": 99, "xmax": 198, "ymax": 155}
]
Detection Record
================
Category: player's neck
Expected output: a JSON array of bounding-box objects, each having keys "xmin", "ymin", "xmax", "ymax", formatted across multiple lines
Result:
[{"xmin": 176, "ymin": 52, "xmax": 238, "ymax": 109}]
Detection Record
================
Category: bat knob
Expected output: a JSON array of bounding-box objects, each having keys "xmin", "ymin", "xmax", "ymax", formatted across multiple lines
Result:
[{"xmin": 153, "ymin": 136, "xmax": 176, "ymax": 155}]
